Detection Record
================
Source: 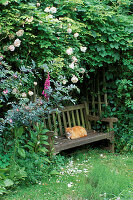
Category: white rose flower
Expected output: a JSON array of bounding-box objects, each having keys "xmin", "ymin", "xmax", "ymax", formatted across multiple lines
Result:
[
  {"xmin": 80, "ymin": 68, "xmax": 85, "ymax": 74},
  {"xmin": 36, "ymin": 3, "xmax": 40, "ymax": 7},
  {"xmin": 44, "ymin": 7, "xmax": 50, "ymax": 12},
  {"xmin": 12, "ymin": 88, "xmax": 17, "ymax": 94},
  {"xmin": 26, "ymin": 16, "xmax": 33, "ymax": 23},
  {"xmin": 16, "ymin": 29, "xmax": 24, "ymax": 37},
  {"xmin": 66, "ymin": 47, "xmax": 73, "ymax": 55},
  {"xmin": 14, "ymin": 39, "xmax": 21, "ymax": 47},
  {"xmin": 67, "ymin": 28, "xmax": 72, "ymax": 34},
  {"xmin": 68, "ymin": 182, "xmax": 73, "ymax": 188},
  {"xmin": 22, "ymin": 92, "xmax": 27, "ymax": 98},
  {"xmin": 46, "ymin": 15, "xmax": 53, "ymax": 20},
  {"xmin": 28, "ymin": 91, "xmax": 34, "ymax": 96},
  {"xmin": 74, "ymin": 33, "xmax": 79, "ymax": 38},
  {"xmin": 80, "ymin": 46, "xmax": 87, "ymax": 52},
  {"xmin": 50, "ymin": 7, "xmax": 57, "ymax": 13},
  {"xmin": 72, "ymin": 56, "xmax": 78, "ymax": 63},
  {"xmin": 69, "ymin": 62, "xmax": 75, "ymax": 69},
  {"xmin": 71, "ymin": 75, "xmax": 78, "ymax": 83},
  {"xmin": 3, "ymin": 1, "xmax": 9, "ymax": 6},
  {"xmin": 62, "ymin": 80, "xmax": 67, "ymax": 85},
  {"xmin": 34, "ymin": 82, "xmax": 37, "ymax": 86},
  {"xmin": 8, "ymin": 45, "xmax": 15, "ymax": 51}
]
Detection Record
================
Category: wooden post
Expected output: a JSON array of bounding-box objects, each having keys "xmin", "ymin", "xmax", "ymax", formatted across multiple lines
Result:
[
  {"xmin": 103, "ymin": 68, "xmax": 108, "ymax": 106},
  {"xmin": 109, "ymin": 121, "xmax": 115, "ymax": 153}
]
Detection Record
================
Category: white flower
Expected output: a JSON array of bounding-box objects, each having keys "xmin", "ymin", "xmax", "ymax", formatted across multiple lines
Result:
[
  {"xmin": 67, "ymin": 28, "xmax": 72, "ymax": 34},
  {"xmin": 28, "ymin": 91, "xmax": 34, "ymax": 96},
  {"xmin": 74, "ymin": 33, "xmax": 79, "ymax": 38},
  {"xmin": 14, "ymin": 39, "xmax": 21, "ymax": 47},
  {"xmin": 34, "ymin": 82, "xmax": 37, "ymax": 86},
  {"xmin": 46, "ymin": 15, "xmax": 53, "ymax": 20},
  {"xmin": 66, "ymin": 47, "xmax": 73, "ymax": 55},
  {"xmin": 71, "ymin": 75, "xmax": 78, "ymax": 83},
  {"xmin": 12, "ymin": 88, "xmax": 17, "ymax": 94},
  {"xmin": 26, "ymin": 16, "xmax": 33, "ymax": 23},
  {"xmin": 62, "ymin": 80, "xmax": 67, "ymax": 85},
  {"xmin": 68, "ymin": 182, "xmax": 73, "ymax": 188},
  {"xmin": 44, "ymin": 7, "xmax": 50, "ymax": 12},
  {"xmin": 80, "ymin": 68, "xmax": 85, "ymax": 74},
  {"xmin": 80, "ymin": 46, "xmax": 87, "ymax": 52},
  {"xmin": 69, "ymin": 62, "xmax": 75, "ymax": 69},
  {"xmin": 50, "ymin": 7, "xmax": 57, "ymax": 13},
  {"xmin": 68, "ymin": 23, "xmax": 71, "ymax": 27},
  {"xmin": 100, "ymin": 154, "xmax": 104, "ymax": 157},
  {"xmin": 72, "ymin": 56, "xmax": 78, "ymax": 63},
  {"xmin": 36, "ymin": 3, "xmax": 40, "ymax": 7},
  {"xmin": 16, "ymin": 29, "xmax": 24, "ymax": 37},
  {"xmin": 8, "ymin": 45, "xmax": 15, "ymax": 51},
  {"xmin": 116, "ymin": 197, "xmax": 120, "ymax": 200},
  {"xmin": 3, "ymin": 1, "xmax": 9, "ymax": 6},
  {"xmin": 22, "ymin": 92, "xmax": 27, "ymax": 98}
]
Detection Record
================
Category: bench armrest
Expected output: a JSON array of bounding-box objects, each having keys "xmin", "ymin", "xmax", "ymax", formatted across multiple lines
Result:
[{"xmin": 87, "ymin": 115, "xmax": 118, "ymax": 123}]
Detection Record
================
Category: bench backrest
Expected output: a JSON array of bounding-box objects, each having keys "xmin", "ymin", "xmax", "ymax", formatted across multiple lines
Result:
[{"xmin": 44, "ymin": 102, "xmax": 90, "ymax": 136}]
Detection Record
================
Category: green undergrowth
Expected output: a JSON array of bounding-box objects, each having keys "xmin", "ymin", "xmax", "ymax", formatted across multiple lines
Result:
[{"xmin": 3, "ymin": 149, "xmax": 133, "ymax": 200}]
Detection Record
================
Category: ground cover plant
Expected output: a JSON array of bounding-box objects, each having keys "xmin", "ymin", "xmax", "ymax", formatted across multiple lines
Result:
[{"xmin": 2, "ymin": 148, "xmax": 133, "ymax": 200}]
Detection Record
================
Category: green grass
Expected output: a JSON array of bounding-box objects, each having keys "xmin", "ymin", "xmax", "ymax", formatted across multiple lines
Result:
[{"xmin": 3, "ymin": 149, "xmax": 133, "ymax": 200}]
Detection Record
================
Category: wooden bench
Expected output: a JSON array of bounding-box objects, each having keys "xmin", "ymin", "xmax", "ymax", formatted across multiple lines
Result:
[{"xmin": 45, "ymin": 101, "xmax": 118, "ymax": 155}]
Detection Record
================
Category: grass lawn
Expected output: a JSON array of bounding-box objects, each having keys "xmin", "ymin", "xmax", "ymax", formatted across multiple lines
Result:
[{"xmin": 3, "ymin": 147, "xmax": 133, "ymax": 200}]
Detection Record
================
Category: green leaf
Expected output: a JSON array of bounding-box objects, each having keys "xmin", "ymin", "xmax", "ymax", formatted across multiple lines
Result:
[
  {"xmin": 4, "ymin": 179, "xmax": 14, "ymax": 187},
  {"xmin": 18, "ymin": 148, "xmax": 26, "ymax": 158},
  {"xmin": 14, "ymin": 127, "xmax": 24, "ymax": 138},
  {"xmin": 50, "ymin": 170, "xmax": 60, "ymax": 175}
]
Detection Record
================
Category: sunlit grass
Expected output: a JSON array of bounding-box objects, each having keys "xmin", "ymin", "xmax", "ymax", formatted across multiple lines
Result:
[{"xmin": 3, "ymin": 149, "xmax": 133, "ymax": 200}]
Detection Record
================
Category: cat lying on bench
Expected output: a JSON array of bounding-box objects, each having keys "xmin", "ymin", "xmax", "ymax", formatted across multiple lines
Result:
[{"xmin": 65, "ymin": 126, "xmax": 87, "ymax": 139}]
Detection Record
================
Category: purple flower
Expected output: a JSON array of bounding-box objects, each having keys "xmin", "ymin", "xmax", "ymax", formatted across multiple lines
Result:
[{"xmin": 42, "ymin": 72, "xmax": 50, "ymax": 101}]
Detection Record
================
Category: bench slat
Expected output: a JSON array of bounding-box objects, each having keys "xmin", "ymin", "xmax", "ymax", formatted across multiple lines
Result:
[
  {"xmin": 48, "ymin": 114, "xmax": 52, "ymax": 130},
  {"xmin": 76, "ymin": 109, "xmax": 80, "ymax": 126},
  {"xmin": 80, "ymin": 108, "xmax": 85, "ymax": 127},
  {"xmin": 62, "ymin": 112, "xmax": 67, "ymax": 129},
  {"xmin": 72, "ymin": 110, "xmax": 76, "ymax": 126},
  {"xmin": 52, "ymin": 113, "xmax": 57, "ymax": 133},
  {"xmin": 58, "ymin": 113, "xmax": 63, "ymax": 135},
  {"xmin": 67, "ymin": 111, "xmax": 71, "ymax": 127}
]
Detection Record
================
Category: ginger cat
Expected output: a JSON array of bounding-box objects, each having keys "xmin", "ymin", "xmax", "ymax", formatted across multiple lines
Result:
[{"xmin": 65, "ymin": 126, "xmax": 87, "ymax": 139}]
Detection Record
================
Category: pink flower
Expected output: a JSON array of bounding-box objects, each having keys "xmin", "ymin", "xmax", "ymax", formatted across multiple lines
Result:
[
  {"xmin": 42, "ymin": 73, "xmax": 50, "ymax": 101},
  {"xmin": 3, "ymin": 89, "xmax": 8, "ymax": 94},
  {"xmin": 16, "ymin": 108, "xmax": 19, "ymax": 111},
  {"xmin": 9, "ymin": 119, "xmax": 13, "ymax": 123}
]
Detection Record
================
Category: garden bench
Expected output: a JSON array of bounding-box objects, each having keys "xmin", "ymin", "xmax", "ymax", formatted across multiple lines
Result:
[{"xmin": 45, "ymin": 101, "xmax": 118, "ymax": 155}]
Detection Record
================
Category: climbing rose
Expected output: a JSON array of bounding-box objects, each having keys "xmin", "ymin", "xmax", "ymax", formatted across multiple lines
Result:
[
  {"xmin": 16, "ymin": 29, "xmax": 24, "ymax": 37},
  {"xmin": 28, "ymin": 91, "xmax": 34, "ymax": 96},
  {"xmin": 14, "ymin": 39, "xmax": 21, "ymax": 47},
  {"xmin": 9, "ymin": 119, "xmax": 13, "ymax": 123},
  {"xmin": 36, "ymin": 3, "xmax": 40, "ymax": 7},
  {"xmin": 66, "ymin": 47, "xmax": 73, "ymax": 55},
  {"xmin": 8, "ymin": 45, "xmax": 15, "ymax": 51},
  {"xmin": 42, "ymin": 73, "xmax": 50, "ymax": 101},
  {"xmin": 44, "ymin": 7, "xmax": 50, "ymax": 12},
  {"xmin": 72, "ymin": 56, "xmax": 78, "ymax": 63},
  {"xmin": 67, "ymin": 28, "xmax": 72, "ymax": 34},
  {"xmin": 50, "ymin": 7, "xmax": 57, "ymax": 13},
  {"xmin": 22, "ymin": 92, "xmax": 27, "ymax": 97},
  {"xmin": 62, "ymin": 80, "xmax": 67, "ymax": 85},
  {"xmin": 34, "ymin": 82, "xmax": 37, "ymax": 86},
  {"xmin": 80, "ymin": 46, "xmax": 87, "ymax": 52},
  {"xmin": 69, "ymin": 62, "xmax": 75, "ymax": 69},
  {"xmin": 80, "ymin": 68, "xmax": 85, "ymax": 74},
  {"xmin": 74, "ymin": 33, "xmax": 79, "ymax": 38},
  {"xmin": 71, "ymin": 75, "xmax": 78, "ymax": 83}
]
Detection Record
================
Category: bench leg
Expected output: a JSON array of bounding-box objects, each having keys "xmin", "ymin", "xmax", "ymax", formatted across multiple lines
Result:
[{"xmin": 109, "ymin": 140, "xmax": 115, "ymax": 153}]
